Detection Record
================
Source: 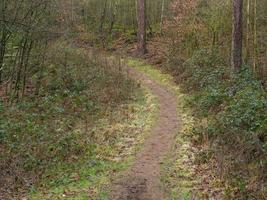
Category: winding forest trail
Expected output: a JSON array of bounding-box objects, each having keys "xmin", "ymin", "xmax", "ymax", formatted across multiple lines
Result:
[{"xmin": 109, "ymin": 65, "xmax": 180, "ymax": 200}]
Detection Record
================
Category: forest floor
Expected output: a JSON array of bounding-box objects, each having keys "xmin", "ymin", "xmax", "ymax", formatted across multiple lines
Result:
[
  {"xmin": 108, "ymin": 61, "xmax": 180, "ymax": 200},
  {"xmin": 23, "ymin": 36, "xmax": 226, "ymax": 199},
  {"xmin": 77, "ymin": 33, "xmax": 225, "ymax": 199}
]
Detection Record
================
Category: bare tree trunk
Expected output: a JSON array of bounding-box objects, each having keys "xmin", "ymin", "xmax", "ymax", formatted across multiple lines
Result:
[
  {"xmin": 231, "ymin": 0, "xmax": 243, "ymax": 71},
  {"xmin": 253, "ymin": 0, "xmax": 257, "ymax": 71},
  {"xmin": 160, "ymin": 0, "xmax": 165, "ymax": 35},
  {"xmin": 14, "ymin": 39, "xmax": 28, "ymax": 100},
  {"xmin": 99, "ymin": 0, "xmax": 108, "ymax": 33},
  {"xmin": 0, "ymin": 0, "xmax": 7, "ymax": 84},
  {"xmin": 137, "ymin": 0, "xmax": 147, "ymax": 55},
  {"xmin": 109, "ymin": 1, "xmax": 117, "ymax": 34},
  {"xmin": 245, "ymin": 0, "xmax": 250, "ymax": 63},
  {"xmin": 212, "ymin": 28, "xmax": 217, "ymax": 48},
  {"xmin": 22, "ymin": 40, "xmax": 33, "ymax": 97},
  {"xmin": 0, "ymin": 37, "xmax": 6, "ymax": 83}
]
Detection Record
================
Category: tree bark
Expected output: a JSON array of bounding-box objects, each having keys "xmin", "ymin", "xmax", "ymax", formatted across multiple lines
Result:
[
  {"xmin": 245, "ymin": 0, "xmax": 250, "ymax": 63},
  {"xmin": 0, "ymin": 37, "xmax": 6, "ymax": 83},
  {"xmin": 231, "ymin": 0, "xmax": 243, "ymax": 71},
  {"xmin": 137, "ymin": 0, "xmax": 147, "ymax": 55},
  {"xmin": 253, "ymin": 0, "xmax": 257, "ymax": 71},
  {"xmin": 109, "ymin": 1, "xmax": 117, "ymax": 34},
  {"xmin": 99, "ymin": 0, "xmax": 108, "ymax": 33},
  {"xmin": 0, "ymin": 0, "xmax": 7, "ymax": 84},
  {"xmin": 160, "ymin": 0, "xmax": 165, "ymax": 35}
]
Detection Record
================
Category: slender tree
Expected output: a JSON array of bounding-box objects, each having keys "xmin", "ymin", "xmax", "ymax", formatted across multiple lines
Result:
[
  {"xmin": 253, "ymin": 0, "xmax": 257, "ymax": 71},
  {"xmin": 231, "ymin": 0, "xmax": 243, "ymax": 71},
  {"xmin": 245, "ymin": 0, "xmax": 250, "ymax": 63},
  {"xmin": 160, "ymin": 0, "xmax": 165, "ymax": 35},
  {"xmin": 99, "ymin": 0, "xmax": 108, "ymax": 33},
  {"xmin": 137, "ymin": 0, "xmax": 147, "ymax": 55}
]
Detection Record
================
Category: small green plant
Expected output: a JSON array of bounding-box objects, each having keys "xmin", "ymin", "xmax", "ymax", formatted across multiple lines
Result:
[
  {"xmin": 166, "ymin": 47, "xmax": 267, "ymax": 198},
  {"xmin": 0, "ymin": 42, "xmax": 159, "ymax": 199}
]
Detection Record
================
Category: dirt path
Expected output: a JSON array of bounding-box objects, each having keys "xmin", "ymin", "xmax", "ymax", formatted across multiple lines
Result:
[{"xmin": 109, "ymin": 66, "xmax": 179, "ymax": 200}]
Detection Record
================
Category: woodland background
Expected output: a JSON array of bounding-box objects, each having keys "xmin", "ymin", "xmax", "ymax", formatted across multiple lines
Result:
[{"xmin": 0, "ymin": 0, "xmax": 266, "ymax": 199}]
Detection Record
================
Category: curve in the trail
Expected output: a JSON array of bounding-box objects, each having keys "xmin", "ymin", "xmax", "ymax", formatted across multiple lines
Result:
[{"xmin": 109, "ymin": 66, "xmax": 179, "ymax": 200}]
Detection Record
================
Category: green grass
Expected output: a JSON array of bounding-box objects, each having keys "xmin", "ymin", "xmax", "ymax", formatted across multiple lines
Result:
[
  {"xmin": 28, "ymin": 88, "xmax": 158, "ymax": 200},
  {"xmin": 0, "ymin": 42, "xmax": 159, "ymax": 200},
  {"xmin": 29, "ymin": 160, "xmax": 127, "ymax": 200},
  {"xmin": 127, "ymin": 59, "xmax": 179, "ymax": 93}
]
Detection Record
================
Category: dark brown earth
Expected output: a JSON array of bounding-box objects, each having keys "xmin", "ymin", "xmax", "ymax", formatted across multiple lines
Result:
[{"xmin": 109, "ymin": 67, "xmax": 180, "ymax": 200}]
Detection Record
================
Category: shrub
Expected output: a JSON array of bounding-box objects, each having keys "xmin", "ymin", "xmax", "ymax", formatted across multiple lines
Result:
[{"xmin": 167, "ymin": 47, "xmax": 267, "ymax": 198}]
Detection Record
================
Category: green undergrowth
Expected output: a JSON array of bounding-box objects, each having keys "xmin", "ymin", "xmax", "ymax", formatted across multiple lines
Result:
[
  {"xmin": 26, "ymin": 55, "xmax": 158, "ymax": 199},
  {"xmin": 29, "ymin": 88, "xmax": 158, "ymax": 200},
  {"xmin": 0, "ymin": 41, "xmax": 158, "ymax": 199},
  {"xmin": 166, "ymin": 48, "xmax": 267, "ymax": 199}
]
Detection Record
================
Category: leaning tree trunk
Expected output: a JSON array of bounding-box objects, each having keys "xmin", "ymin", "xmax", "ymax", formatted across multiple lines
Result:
[
  {"xmin": 0, "ymin": 38, "xmax": 6, "ymax": 83},
  {"xmin": 137, "ymin": 0, "xmax": 147, "ymax": 55},
  {"xmin": 231, "ymin": 0, "xmax": 244, "ymax": 71}
]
